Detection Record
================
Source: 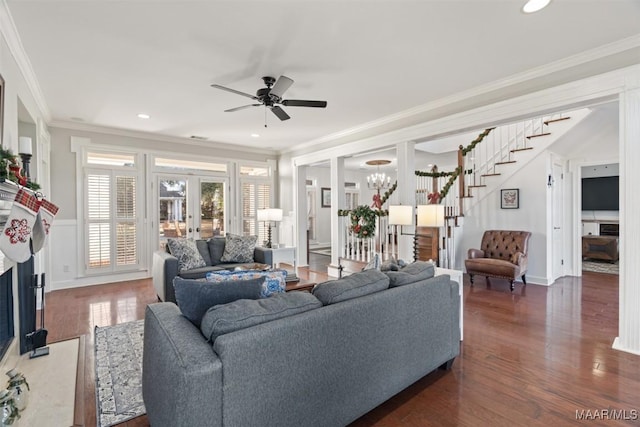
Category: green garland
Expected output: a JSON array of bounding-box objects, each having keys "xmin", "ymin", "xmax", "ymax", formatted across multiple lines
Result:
[
  {"xmin": 379, "ymin": 181, "xmax": 397, "ymax": 205},
  {"xmin": 459, "ymin": 127, "xmax": 495, "ymax": 156},
  {"xmin": 0, "ymin": 147, "xmax": 41, "ymax": 190},
  {"xmin": 414, "ymin": 170, "xmax": 457, "ymax": 178}
]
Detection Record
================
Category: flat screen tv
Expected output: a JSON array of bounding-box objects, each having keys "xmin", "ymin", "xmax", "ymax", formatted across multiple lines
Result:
[{"xmin": 582, "ymin": 176, "xmax": 619, "ymax": 211}]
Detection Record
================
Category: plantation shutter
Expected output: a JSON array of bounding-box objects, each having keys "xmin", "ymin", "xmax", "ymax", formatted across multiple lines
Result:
[
  {"xmin": 115, "ymin": 175, "xmax": 137, "ymax": 266},
  {"xmin": 241, "ymin": 180, "xmax": 272, "ymax": 244},
  {"xmin": 86, "ymin": 169, "xmax": 140, "ymax": 273},
  {"xmin": 87, "ymin": 174, "xmax": 111, "ymax": 268}
]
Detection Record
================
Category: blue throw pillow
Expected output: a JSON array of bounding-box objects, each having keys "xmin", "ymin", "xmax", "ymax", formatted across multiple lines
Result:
[{"xmin": 173, "ymin": 277, "xmax": 265, "ymax": 327}]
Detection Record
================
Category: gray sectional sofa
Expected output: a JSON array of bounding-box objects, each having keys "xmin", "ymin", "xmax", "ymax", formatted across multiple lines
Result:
[
  {"xmin": 142, "ymin": 265, "xmax": 461, "ymax": 427},
  {"xmin": 152, "ymin": 236, "xmax": 273, "ymax": 303}
]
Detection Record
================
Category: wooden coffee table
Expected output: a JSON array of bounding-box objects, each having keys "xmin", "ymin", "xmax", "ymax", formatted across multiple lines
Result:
[{"xmin": 285, "ymin": 278, "xmax": 316, "ymax": 293}]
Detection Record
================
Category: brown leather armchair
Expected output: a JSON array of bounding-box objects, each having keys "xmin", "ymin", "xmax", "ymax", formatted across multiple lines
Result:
[{"xmin": 465, "ymin": 230, "xmax": 531, "ymax": 291}]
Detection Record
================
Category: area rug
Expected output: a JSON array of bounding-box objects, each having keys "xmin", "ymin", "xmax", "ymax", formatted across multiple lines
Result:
[
  {"xmin": 583, "ymin": 260, "xmax": 619, "ymax": 275},
  {"xmin": 95, "ymin": 320, "xmax": 145, "ymax": 427}
]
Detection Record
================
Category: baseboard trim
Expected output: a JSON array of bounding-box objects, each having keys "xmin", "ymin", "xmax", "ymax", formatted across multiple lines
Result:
[{"xmin": 52, "ymin": 271, "xmax": 149, "ymax": 290}]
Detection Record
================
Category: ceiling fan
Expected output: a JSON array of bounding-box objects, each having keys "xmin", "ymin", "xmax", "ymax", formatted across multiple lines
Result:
[{"xmin": 211, "ymin": 75, "xmax": 327, "ymax": 122}]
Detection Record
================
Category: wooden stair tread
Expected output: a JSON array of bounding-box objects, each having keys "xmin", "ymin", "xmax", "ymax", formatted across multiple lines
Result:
[
  {"xmin": 468, "ymin": 185, "xmax": 486, "ymax": 188},
  {"xmin": 481, "ymin": 173, "xmax": 501, "ymax": 177},
  {"xmin": 544, "ymin": 116, "xmax": 571, "ymax": 125},
  {"xmin": 511, "ymin": 147, "xmax": 534, "ymax": 152},
  {"xmin": 495, "ymin": 160, "xmax": 516, "ymax": 165},
  {"xmin": 526, "ymin": 132, "xmax": 551, "ymax": 139}
]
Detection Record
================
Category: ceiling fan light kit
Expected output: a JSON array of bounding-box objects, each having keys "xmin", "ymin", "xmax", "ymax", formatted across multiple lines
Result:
[{"xmin": 211, "ymin": 75, "xmax": 327, "ymax": 126}]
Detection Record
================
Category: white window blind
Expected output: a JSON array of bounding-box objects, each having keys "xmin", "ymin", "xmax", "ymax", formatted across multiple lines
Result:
[
  {"xmin": 241, "ymin": 180, "xmax": 272, "ymax": 245},
  {"xmin": 86, "ymin": 169, "xmax": 140, "ymax": 273}
]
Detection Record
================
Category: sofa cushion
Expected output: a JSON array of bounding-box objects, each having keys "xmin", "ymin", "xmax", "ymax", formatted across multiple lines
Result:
[
  {"xmin": 312, "ymin": 269, "xmax": 389, "ymax": 305},
  {"xmin": 178, "ymin": 265, "xmax": 228, "ymax": 280},
  {"xmin": 206, "ymin": 269, "xmax": 287, "ymax": 297},
  {"xmin": 385, "ymin": 261, "xmax": 435, "ymax": 287},
  {"xmin": 167, "ymin": 238, "xmax": 207, "ymax": 272},
  {"xmin": 220, "ymin": 234, "xmax": 258, "ymax": 263},
  {"xmin": 208, "ymin": 237, "xmax": 226, "ymax": 265},
  {"xmin": 173, "ymin": 277, "xmax": 265, "ymax": 327},
  {"xmin": 200, "ymin": 292, "xmax": 322, "ymax": 342},
  {"xmin": 465, "ymin": 257, "xmax": 519, "ymax": 278},
  {"xmin": 195, "ymin": 240, "xmax": 212, "ymax": 266}
]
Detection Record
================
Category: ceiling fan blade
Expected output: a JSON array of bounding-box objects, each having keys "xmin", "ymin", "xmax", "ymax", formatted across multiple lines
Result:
[
  {"xmin": 270, "ymin": 105, "xmax": 290, "ymax": 121},
  {"xmin": 211, "ymin": 84, "xmax": 259, "ymax": 101},
  {"xmin": 224, "ymin": 104, "xmax": 261, "ymax": 112},
  {"xmin": 269, "ymin": 76, "xmax": 294, "ymax": 99},
  {"xmin": 282, "ymin": 99, "xmax": 327, "ymax": 108}
]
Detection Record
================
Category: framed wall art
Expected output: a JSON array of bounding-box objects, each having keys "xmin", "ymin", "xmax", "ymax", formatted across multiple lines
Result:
[
  {"xmin": 321, "ymin": 187, "xmax": 331, "ymax": 208},
  {"xmin": 501, "ymin": 188, "xmax": 519, "ymax": 209}
]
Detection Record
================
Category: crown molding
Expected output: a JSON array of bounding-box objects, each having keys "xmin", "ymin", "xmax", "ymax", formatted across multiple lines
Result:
[
  {"xmin": 50, "ymin": 119, "xmax": 278, "ymax": 156},
  {"xmin": 0, "ymin": 1, "xmax": 51, "ymax": 122},
  {"xmin": 285, "ymin": 34, "xmax": 640, "ymax": 155}
]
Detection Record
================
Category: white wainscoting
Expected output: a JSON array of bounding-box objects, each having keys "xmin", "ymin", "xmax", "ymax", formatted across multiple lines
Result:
[{"xmin": 49, "ymin": 220, "xmax": 149, "ymax": 291}]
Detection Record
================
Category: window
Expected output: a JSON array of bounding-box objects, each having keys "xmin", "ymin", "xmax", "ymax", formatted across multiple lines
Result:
[
  {"xmin": 85, "ymin": 166, "xmax": 140, "ymax": 273},
  {"xmin": 239, "ymin": 162, "xmax": 273, "ymax": 245},
  {"xmin": 155, "ymin": 157, "xmax": 227, "ymax": 173},
  {"xmin": 241, "ymin": 181, "xmax": 271, "ymax": 245}
]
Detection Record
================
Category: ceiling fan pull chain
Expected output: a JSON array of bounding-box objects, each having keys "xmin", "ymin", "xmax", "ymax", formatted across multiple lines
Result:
[{"xmin": 265, "ymin": 106, "xmax": 268, "ymax": 128}]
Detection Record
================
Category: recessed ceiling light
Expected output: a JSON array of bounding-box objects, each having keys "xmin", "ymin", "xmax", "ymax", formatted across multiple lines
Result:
[
  {"xmin": 137, "ymin": 113, "xmax": 150, "ymax": 119},
  {"xmin": 251, "ymin": 133, "xmax": 260, "ymax": 138},
  {"xmin": 522, "ymin": 0, "xmax": 551, "ymax": 13}
]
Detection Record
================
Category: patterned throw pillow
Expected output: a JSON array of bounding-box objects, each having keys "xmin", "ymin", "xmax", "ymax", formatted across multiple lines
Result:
[
  {"xmin": 362, "ymin": 253, "xmax": 380, "ymax": 271},
  {"xmin": 220, "ymin": 234, "xmax": 258, "ymax": 263},
  {"xmin": 167, "ymin": 238, "xmax": 207, "ymax": 272},
  {"xmin": 206, "ymin": 269, "xmax": 287, "ymax": 297}
]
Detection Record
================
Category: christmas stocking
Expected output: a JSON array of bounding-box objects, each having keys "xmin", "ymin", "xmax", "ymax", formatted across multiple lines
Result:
[
  {"xmin": 0, "ymin": 189, "xmax": 41, "ymax": 263},
  {"xmin": 31, "ymin": 198, "xmax": 59, "ymax": 254}
]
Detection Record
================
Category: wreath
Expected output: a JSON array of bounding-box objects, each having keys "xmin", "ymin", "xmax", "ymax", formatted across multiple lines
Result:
[{"xmin": 349, "ymin": 205, "xmax": 377, "ymax": 238}]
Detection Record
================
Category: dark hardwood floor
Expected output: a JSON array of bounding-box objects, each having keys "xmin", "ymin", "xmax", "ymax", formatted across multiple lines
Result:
[{"xmin": 45, "ymin": 267, "xmax": 639, "ymax": 426}]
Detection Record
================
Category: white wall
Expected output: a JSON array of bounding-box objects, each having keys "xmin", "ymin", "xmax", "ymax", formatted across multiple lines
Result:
[
  {"xmin": 0, "ymin": 22, "xmax": 50, "ymax": 363},
  {"xmin": 459, "ymin": 154, "xmax": 550, "ymax": 284}
]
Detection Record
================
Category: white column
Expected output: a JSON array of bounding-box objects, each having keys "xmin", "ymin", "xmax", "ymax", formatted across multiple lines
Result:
[
  {"xmin": 293, "ymin": 163, "xmax": 308, "ymax": 268},
  {"xmin": 330, "ymin": 157, "xmax": 345, "ymax": 269},
  {"xmin": 396, "ymin": 141, "xmax": 416, "ymax": 261},
  {"xmin": 614, "ymin": 81, "xmax": 640, "ymax": 355}
]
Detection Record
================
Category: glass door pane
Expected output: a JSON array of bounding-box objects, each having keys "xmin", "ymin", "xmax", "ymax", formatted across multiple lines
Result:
[
  {"xmin": 159, "ymin": 178, "xmax": 188, "ymax": 241},
  {"xmin": 198, "ymin": 180, "xmax": 225, "ymax": 239}
]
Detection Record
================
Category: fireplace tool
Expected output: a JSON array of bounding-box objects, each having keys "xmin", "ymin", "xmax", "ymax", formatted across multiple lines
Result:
[{"xmin": 25, "ymin": 273, "xmax": 48, "ymax": 358}]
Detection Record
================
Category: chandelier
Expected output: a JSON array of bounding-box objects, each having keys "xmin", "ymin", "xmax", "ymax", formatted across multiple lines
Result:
[{"xmin": 366, "ymin": 160, "xmax": 392, "ymax": 190}]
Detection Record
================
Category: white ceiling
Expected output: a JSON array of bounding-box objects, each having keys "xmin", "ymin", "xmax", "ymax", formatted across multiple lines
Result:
[{"xmin": 6, "ymin": 1, "xmax": 640, "ymax": 153}]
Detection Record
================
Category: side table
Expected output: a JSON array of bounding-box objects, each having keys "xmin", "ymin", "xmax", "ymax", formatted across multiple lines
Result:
[
  {"xmin": 435, "ymin": 267, "xmax": 464, "ymax": 341},
  {"xmin": 271, "ymin": 246, "xmax": 296, "ymax": 269}
]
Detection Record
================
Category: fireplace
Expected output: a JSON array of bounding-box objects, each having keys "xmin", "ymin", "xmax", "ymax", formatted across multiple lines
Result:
[{"xmin": 0, "ymin": 268, "xmax": 14, "ymax": 360}]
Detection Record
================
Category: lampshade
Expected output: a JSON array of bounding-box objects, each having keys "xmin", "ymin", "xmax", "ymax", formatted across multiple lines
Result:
[
  {"xmin": 257, "ymin": 208, "xmax": 283, "ymax": 222},
  {"xmin": 417, "ymin": 205, "xmax": 445, "ymax": 227},
  {"xmin": 388, "ymin": 205, "xmax": 413, "ymax": 226},
  {"xmin": 267, "ymin": 208, "xmax": 283, "ymax": 222}
]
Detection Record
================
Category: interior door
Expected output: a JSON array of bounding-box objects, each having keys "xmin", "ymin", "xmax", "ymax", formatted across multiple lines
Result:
[
  {"xmin": 157, "ymin": 176, "xmax": 227, "ymax": 245},
  {"xmin": 551, "ymin": 163, "xmax": 564, "ymax": 280}
]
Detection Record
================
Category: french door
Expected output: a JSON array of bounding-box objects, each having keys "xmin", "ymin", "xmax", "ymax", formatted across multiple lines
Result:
[{"xmin": 157, "ymin": 175, "xmax": 227, "ymax": 245}]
